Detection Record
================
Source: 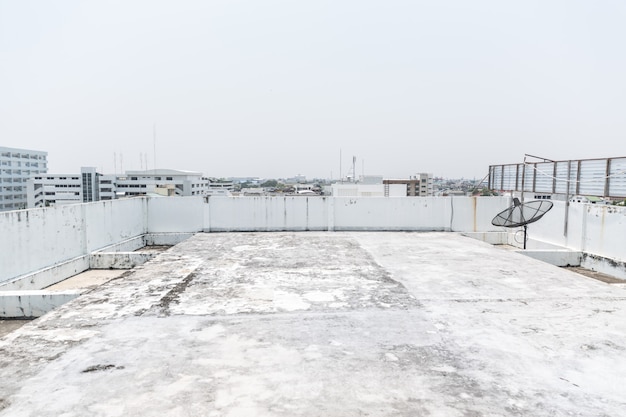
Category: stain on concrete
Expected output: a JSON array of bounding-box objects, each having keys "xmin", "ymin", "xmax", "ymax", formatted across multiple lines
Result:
[
  {"xmin": 81, "ymin": 364, "xmax": 125, "ymax": 373},
  {"xmin": 156, "ymin": 272, "xmax": 198, "ymax": 316}
]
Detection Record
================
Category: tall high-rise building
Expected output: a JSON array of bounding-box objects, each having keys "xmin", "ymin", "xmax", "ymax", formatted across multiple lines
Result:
[{"xmin": 0, "ymin": 146, "xmax": 48, "ymax": 211}]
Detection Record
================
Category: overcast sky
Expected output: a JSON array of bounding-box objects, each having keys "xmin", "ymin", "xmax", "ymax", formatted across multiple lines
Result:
[{"xmin": 1, "ymin": 1, "xmax": 624, "ymax": 180}]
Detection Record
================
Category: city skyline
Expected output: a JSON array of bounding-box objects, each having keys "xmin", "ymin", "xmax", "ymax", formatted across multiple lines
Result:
[{"xmin": 1, "ymin": 1, "xmax": 624, "ymax": 180}]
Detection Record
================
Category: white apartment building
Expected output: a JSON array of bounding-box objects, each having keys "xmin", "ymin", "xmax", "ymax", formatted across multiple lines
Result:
[
  {"xmin": 0, "ymin": 146, "xmax": 48, "ymax": 211},
  {"xmin": 27, "ymin": 167, "xmax": 100, "ymax": 208}
]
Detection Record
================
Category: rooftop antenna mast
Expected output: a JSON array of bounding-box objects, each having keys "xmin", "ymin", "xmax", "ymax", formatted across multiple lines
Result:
[
  {"xmin": 153, "ymin": 123, "xmax": 157, "ymax": 171},
  {"xmin": 339, "ymin": 148, "xmax": 342, "ymax": 183}
]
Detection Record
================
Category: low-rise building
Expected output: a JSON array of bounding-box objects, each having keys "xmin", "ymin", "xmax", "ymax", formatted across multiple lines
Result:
[
  {"xmin": 27, "ymin": 168, "xmax": 208, "ymax": 208},
  {"xmin": 206, "ymin": 178, "xmax": 234, "ymax": 197},
  {"xmin": 27, "ymin": 167, "xmax": 101, "ymax": 207},
  {"xmin": 100, "ymin": 169, "xmax": 207, "ymax": 199}
]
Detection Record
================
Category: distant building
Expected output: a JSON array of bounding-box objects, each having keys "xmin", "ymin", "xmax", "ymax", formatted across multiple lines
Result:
[
  {"xmin": 206, "ymin": 178, "xmax": 234, "ymax": 197},
  {"xmin": 331, "ymin": 183, "xmax": 406, "ymax": 197},
  {"xmin": 359, "ymin": 175, "xmax": 383, "ymax": 185},
  {"xmin": 27, "ymin": 167, "xmax": 100, "ymax": 208},
  {"xmin": 27, "ymin": 168, "xmax": 208, "ymax": 208},
  {"xmin": 445, "ymin": 190, "xmax": 468, "ymax": 197},
  {"xmin": 229, "ymin": 177, "xmax": 261, "ymax": 185},
  {"xmin": 293, "ymin": 184, "xmax": 321, "ymax": 195},
  {"xmin": 383, "ymin": 173, "xmax": 434, "ymax": 197},
  {"xmin": 241, "ymin": 188, "xmax": 264, "ymax": 196},
  {"xmin": 0, "ymin": 146, "xmax": 48, "ymax": 211},
  {"xmin": 100, "ymin": 169, "xmax": 207, "ymax": 200},
  {"xmin": 284, "ymin": 175, "xmax": 307, "ymax": 184}
]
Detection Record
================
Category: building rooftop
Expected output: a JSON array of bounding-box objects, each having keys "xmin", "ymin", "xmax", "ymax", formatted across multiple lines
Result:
[
  {"xmin": 1, "ymin": 231, "xmax": 625, "ymax": 416},
  {"xmin": 123, "ymin": 169, "xmax": 204, "ymax": 176}
]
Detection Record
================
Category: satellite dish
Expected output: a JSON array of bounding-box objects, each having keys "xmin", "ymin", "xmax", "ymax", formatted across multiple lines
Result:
[{"xmin": 491, "ymin": 198, "xmax": 553, "ymax": 249}]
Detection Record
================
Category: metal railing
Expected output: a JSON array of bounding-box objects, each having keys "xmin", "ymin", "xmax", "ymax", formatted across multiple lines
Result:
[{"xmin": 489, "ymin": 157, "xmax": 626, "ymax": 198}]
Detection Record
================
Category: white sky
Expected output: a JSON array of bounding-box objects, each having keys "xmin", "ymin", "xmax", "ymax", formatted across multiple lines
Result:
[{"xmin": 1, "ymin": 1, "xmax": 625, "ymax": 180}]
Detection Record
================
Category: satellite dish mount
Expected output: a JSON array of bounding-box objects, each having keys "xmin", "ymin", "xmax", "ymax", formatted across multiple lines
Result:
[{"xmin": 491, "ymin": 198, "xmax": 554, "ymax": 249}]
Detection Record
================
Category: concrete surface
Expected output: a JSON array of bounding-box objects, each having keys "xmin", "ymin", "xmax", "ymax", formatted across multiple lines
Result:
[
  {"xmin": 45, "ymin": 270, "xmax": 128, "ymax": 292},
  {"xmin": 1, "ymin": 232, "xmax": 625, "ymax": 416},
  {"xmin": 0, "ymin": 320, "xmax": 29, "ymax": 338}
]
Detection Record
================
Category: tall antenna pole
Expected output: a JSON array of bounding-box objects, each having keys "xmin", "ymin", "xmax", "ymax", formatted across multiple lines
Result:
[
  {"xmin": 114, "ymin": 152, "xmax": 117, "ymax": 175},
  {"xmin": 339, "ymin": 149, "xmax": 342, "ymax": 183},
  {"xmin": 153, "ymin": 123, "xmax": 157, "ymax": 171},
  {"xmin": 352, "ymin": 156, "xmax": 356, "ymax": 183}
]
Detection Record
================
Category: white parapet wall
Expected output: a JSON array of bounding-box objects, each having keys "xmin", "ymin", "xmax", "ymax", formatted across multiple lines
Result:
[
  {"xmin": 516, "ymin": 250, "xmax": 583, "ymax": 267},
  {"xmin": 0, "ymin": 198, "xmax": 148, "ymax": 286},
  {"xmin": 2, "ymin": 195, "xmax": 626, "ymax": 289},
  {"xmin": 500, "ymin": 201, "xmax": 626, "ymax": 278},
  {"xmin": 0, "ymin": 205, "xmax": 87, "ymax": 285},
  {"xmin": 201, "ymin": 196, "xmax": 511, "ymax": 232},
  {"xmin": 203, "ymin": 196, "xmax": 329, "ymax": 232},
  {"xmin": 510, "ymin": 201, "xmax": 626, "ymax": 258},
  {"xmin": 0, "ymin": 290, "xmax": 82, "ymax": 318}
]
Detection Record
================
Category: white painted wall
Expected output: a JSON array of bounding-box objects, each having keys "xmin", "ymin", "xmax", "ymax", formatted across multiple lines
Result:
[
  {"xmin": 331, "ymin": 184, "xmax": 406, "ymax": 197},
  {"xmin": 335, "ymin": 196, "xmax": 511, "ymax": 232},
  {"xmin": 202, "ymin": 196, "xmax": 510, "ymax": 233},
  {"xmin": 0, "ymin": 198, "xmax": 147, "ymax": 285},
  {"xmin": 332, "ymin": 197, "xmax": 450, "ymax": 231},
  {"xmin": 511, "ymin": 201, "xmax": 626, "ymax": 260},
  {"xmin": 84, "ymin": 198, "xmax": 147, "ymax": 251},
  {"xmin": 579, "ymin": 204, "xmax": 626, "ymax": 261},
  {"xmin": 449, "ymin": 197, "xmax": 510, "ymax": 232},
  {"xmin": 2, "ymin": 195, "xmax": 625, "ymax": 286},
  {"xmin": 147, "ymin": 197, "xmax": 204, "ymax": 233},
  {"xmin": 0, "ymin": 205, "xmax": 86, "ymax": 283},
  {"xmin": 205, "ymin": 196, "xmax": 328, "ymax": 232}
]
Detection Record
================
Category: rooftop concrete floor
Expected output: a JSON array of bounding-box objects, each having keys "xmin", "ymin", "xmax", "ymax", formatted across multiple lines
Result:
[
  {"xmin": 1, "ymin": 232, "xmax": 625, "ymax": 416},
  {"xmin": 0, "ymin": 320, "xmax": 29, "ymax": 338}
]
